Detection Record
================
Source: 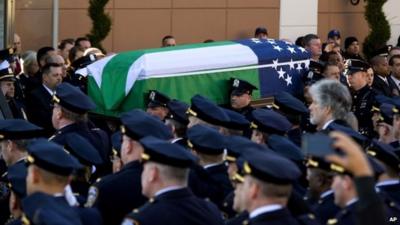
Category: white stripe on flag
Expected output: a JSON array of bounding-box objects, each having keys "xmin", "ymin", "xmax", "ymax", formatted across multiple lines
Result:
[
  {"xmin": 139, "ymin": 44, "xmax": 258, "ymax": 78},
  {"xmin": 138, "ymin": 59, "xmax": 311, "ymax": 79}
]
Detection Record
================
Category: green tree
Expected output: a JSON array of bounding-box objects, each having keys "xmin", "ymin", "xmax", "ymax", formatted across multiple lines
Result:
[
  {"xmin": 87, "ymin": 0, "xmax": 112, "ymax": 53},
  {"xmin": 363, "ymin": 0, "xmax": 391, "ymax": 60}
]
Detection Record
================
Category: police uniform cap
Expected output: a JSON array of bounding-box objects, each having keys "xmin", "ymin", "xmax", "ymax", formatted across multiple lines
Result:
[
  {"xmin": 63, "ymin": 133, "xmax": 103, "ymax": 166},
  {"xmin": 0, "ymin": 47, "xmax": 14, "ymax": 61},
  {"xmin": 225, "ymin": 135, "xmax": 272, "ymax": 162},
  {"xmin": 345, "ymin": 59, "xmax": 370, "ymax": 75},
  {"xmin": 273, "ymin": 91, "xmax": 308, "ymax": 115},
  {"xmin": 306, "ymin": 155, "xmax": 384, "ymax": 176},
  {"xmin": 373, "ymin": 45, "xmax": 392, "ymax": 57},
  {"xmin": 0, "ymin": 67, "xmax": 15, "ymax": 82},
  {"xmin": 221, "ymin": 108, "xmax": 250, "ymax": 130},
  {"xmin": 120, "ymin": 109, "xmax": 173, "ymax": 140},
  {"xmin": 70, "ymin": 54, "xmax": 97, "ymax": 70},
  {"xmin": 328, "ymin": 29, "xmax": 341, "ymax": 39},
  {"xmin": 0, "ymin": 119, "xmax": 44, "ymax": 140},
  {"xmin": 267, "ymin": 134, "xmax": 304, "ymax": 162},
  {"xmin": 187, "ymin": 124, "xmax": 225, "ymax": 155},
  {"xmin": 326, "ymin": 122, "xmax": 369, "ymax": 147},
  {"xmin": 53, "ymin": 82, "xmax": 96, "ymax": 114},
  {"xmin": 242, "ymin": 150, "xmax": 301, "ymax": 184},
  {"xmin": 306, "ymin": 156, "xmax": 344, "ymax": 173},
  {"xmin": 139, "ymin": 136, "xmax": 197, "ymax": 168},
  {"xmin": 147, "ymin": 90, "xmax": 170, "ymax": 108},
  {"xmin": 367, "ymin": 139, "xmax": 400, "ymax": 171},
  {"xmin": 378, "ymin": 103, "xmax": 396, "ymax": 125},
  {"xmin": 230, "ymin": 78, "xmax": 258, "ymax": 96},
  {"xmin": 26, "ymin": 138, "xmax": 82, "ymax": 176},
  {"xmin": 7, "ymin": 162, "xmax": 27, "ymax": 198},
  {"xmin": 187, "ymin": 95, "xmax": 230, "ymax": 126},
  {"xmin": 250, "ymin": 108, "xmax": 292, "ymax": 135},
  {"xmin": 166, "ymin": 99, "xmax": 189, "ymax": 124},
  {"xmin": 309, "ymin": 61, "xmax": 324, "ymax": 73}
]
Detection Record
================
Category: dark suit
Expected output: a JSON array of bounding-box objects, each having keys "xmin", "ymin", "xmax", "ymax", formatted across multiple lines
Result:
[
  {"xmin": 371, "ymin": 74, "xmax": 398, "ymax": 97},
  {"xmin": 389, "ymin": 75, "xmax": 400, "ymax": 95},
  {"xmin": 124, "ymin": 188, "xmax": 224, "ymax": 225},
  {"xmin": 25, "ymin": 85, "xmax": 54, "ymax": 136},
  {"xmin": 86, "ymin": 161, "xmax": 147, "ymax": 225}
]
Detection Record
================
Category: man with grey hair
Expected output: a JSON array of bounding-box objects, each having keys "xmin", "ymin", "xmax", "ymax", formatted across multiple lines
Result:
[{"xmin": 308, "ymin": 79, "xmax": 352, "ymax": 130}]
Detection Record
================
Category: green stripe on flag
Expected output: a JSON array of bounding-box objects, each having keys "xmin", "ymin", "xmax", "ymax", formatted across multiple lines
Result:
[{"xmin": 109, "ymin": 68, "xmax": 260, "ymax": 116}]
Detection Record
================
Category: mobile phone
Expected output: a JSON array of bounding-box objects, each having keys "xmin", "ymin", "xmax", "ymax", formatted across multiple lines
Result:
[{"xmin": 302, "ymin": 133, "xmax": 338, "ymax": 158}]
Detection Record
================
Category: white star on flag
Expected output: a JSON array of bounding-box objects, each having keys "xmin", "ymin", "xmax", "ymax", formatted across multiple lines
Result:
[
  {"xmin": 277, "ymin": 67, "xmax": 285, "ymax": 79},
  {"xmin": 284, "ymin": 75, "xmax": 292, "ymax": 86},
  {"xmin": 273, "ymin": 45, "xmax": 283, "ymax": 52},
  {"xmin": 304, "ymin": 60, "xmax": 310, "ymax": 69},
  {"xmin": 288, "ymin": 59, "xmax": 296, "ymax": 70},
  {"xmin": 251, "ymin": 38, "xmax": 262, "ymax": 44},
  {"xmin": 287, "ymin": 47, "xmax": 296, "ymax": 54},
  {"xmin": 267, "ymin": 39, "xmax": 276, "ymax": 45},
  {"xmin": 272, "ymin": 59, "xmax": 279, "ymax": 70},
  {"xmin": 298, "ymin": 47, "xmax": 307, "ymax": 53}
]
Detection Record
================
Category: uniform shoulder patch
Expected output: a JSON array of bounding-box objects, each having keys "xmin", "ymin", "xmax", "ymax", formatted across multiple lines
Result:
[{"xmin": 84, "ymin": 186, "xmax": 99, "ymax": 207}]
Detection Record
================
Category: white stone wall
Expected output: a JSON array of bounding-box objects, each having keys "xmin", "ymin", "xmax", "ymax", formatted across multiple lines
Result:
[
  {"xmin": 279, "ymin": 0, "xmax": 319, "ymax": 42},
  {"xmin": 383, "ymin": 0, "xmax": 400, "ymax": 46}
]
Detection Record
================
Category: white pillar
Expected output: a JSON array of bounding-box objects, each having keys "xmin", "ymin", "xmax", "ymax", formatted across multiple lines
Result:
[
  {"xmin": 52, "ymin": 0, "xmax": 59, "ymax": 49},
  {"xmin": 383, "ymin": 0, "xmax": 400, "ymax": 46},
  {"xmin": 279, "ymin": 0, "xmax": 318, "ymax": 42}
]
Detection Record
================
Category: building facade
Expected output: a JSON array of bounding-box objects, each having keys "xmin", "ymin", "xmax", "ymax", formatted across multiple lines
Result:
[{"xmin": 15, "ymin": 0, "xmax": 400, "ymax": 53}]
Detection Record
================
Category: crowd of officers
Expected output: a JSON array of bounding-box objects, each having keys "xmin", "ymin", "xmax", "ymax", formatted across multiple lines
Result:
[{"xmin": 0, "ymin": 30, "xmax": 399, "ymax": 225}]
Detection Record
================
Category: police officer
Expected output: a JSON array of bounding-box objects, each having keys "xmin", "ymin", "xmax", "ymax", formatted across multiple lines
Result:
[
  {"xmin": 346, "ymin": 59, "xmax": 375, "ymax": 137},
  {"xmin": 5, "ymin": 162, "xmax": 27, "ymax": 225},
  {"xmin": 187, "ymin": 94, "xmax": 230, "ymax": 131},
  {"xmin": 229, "ymin": 78, "xmax": 257, "ymax": 121},
  {"xmin": 146, "ymin": 90, "xmax": 171, "ymax": 120},
  {"xmin": 220, "ymin": 108, "xmax": 251, "ymax": 136},
  {"xmin": 232, "ymin": 149, "xmax": 302, "ymax": 225},
  {"xmin": 250, "ymin": 108, "xmax": 292, "ymax": 145},
  {"xmin": 122, "ymin": 136, "xmax": 224, "ymax": 225},
  {"xmin": 85, "ymin": 109, "xmax": 172, "ymax": 225},
  {"xmin": 62, "ymin": 133, "xmax": 103, "ymax": 204},
  {"xmin": 367, "ymin": 140, "xmax": 400, "ymax": 205},
  {"xmin": 187, "ymin": 124, "xmax": 233, "ymax": 209},
  {"xmin": 50, "ymin": 82, "xmax": 111, "ymax": 176},
  {"xmin": 0, "ymin": 67, "xmax": 26, "ymax": 119},
  {"xmin": 24, "ymin": 139, "xmax": 102, "ymax": 225},
  {"xmin": 273, "ymin": 91, "xmax": 309, "ymax": 146},
  {"xmin": 165, "ymin": 99, "xmax": 189, "ymax": 147},
  {"xmin": 305, "ymin": 157, "xmax": 340, "ymax": 224}
]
